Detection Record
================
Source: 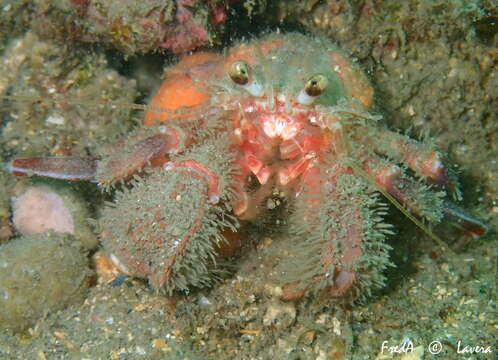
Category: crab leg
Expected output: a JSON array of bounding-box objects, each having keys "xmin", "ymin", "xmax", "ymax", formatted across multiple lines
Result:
[
  {"xmin": 362, "ymin": 158, "xmax": 442, "ymax": 220},
  {"xmin": 96, "ymin": 132, "xmax": 174, "ymax": 185},
  {"xmin": 8, "ymin": 126, "xmax": 183, "ymax": 185},
  {"xmin": 101, "ymin": 141, "xmax": 240, "ymax": 292},
  {"xmin": 8, "ymin": 156, "xmax": 99, "ymax": 180},
  {"xmin": 357, "ymin": 128, "xmax": 450, "ymax": 187},
  {"xmin": 282, "ymin": 164, "xmax": 390, "ymax": 301},
  {"xmin": 362, "ymin": 156, "xmax": 488, "ymax": 238},
  {"xmin": 96, "ymin": 105, "xmax": 232, "ymax": 185}
]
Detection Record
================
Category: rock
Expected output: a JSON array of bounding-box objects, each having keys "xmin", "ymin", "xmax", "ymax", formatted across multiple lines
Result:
[
  {"xmin": 0, "ymin": 232, "xmax": 92, "ymax": 332},
  {"xmin": 11, "ymin": 183, "xmax": 97, "ymax": 249}
]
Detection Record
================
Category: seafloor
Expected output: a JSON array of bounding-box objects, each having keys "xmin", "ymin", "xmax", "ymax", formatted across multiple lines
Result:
[{"xmin": 0, "ymin": 0, "xmax": 496, "ymax": 359}]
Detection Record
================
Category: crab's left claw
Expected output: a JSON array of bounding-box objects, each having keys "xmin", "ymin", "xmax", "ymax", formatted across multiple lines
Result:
[
  {"xmin": 7, "ymin": 156, "xmax": 99, "ymax": 181},
  {"xmin": 442, "ymin": 201, "xmax": 489, "ymax": 239}
]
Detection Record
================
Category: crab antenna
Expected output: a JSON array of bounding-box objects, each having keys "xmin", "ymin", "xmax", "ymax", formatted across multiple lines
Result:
[{"xmin": 2, "ymin": 94, "xmax": 175, "ymax": 115}]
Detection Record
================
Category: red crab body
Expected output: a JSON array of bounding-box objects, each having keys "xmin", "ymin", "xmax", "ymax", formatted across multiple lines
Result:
[{"xmin": 9, "ymin": 33, "xmax": 487, "ymax": 300}]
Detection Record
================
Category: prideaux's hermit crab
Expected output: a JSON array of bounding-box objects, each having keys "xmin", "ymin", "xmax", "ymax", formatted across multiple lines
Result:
[{"xmin": 8, "ymin": 32, "xmax": 488, "ymax": 301}]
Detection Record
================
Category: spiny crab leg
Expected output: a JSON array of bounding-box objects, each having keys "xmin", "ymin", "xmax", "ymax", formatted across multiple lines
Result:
[
  {"xmin": 362, "ymin": 157, "xmax": 488, "ymax": 238},
  {"xmin": 358, "ymin": 128, "xmax": 450, "ymax": 187},
  {"xmin": 8, "ymin": 156, "xmax": 99, "ymax": 181},
  {"xmin": 363, "ymin": 159, "xmax": 431, "ymax": 215},
  {"xmin": 281, "ymin": 164, "xmax": 381, "ymax": 301}
]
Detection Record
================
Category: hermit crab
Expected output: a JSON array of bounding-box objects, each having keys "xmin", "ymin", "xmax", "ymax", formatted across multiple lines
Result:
[{"xmin": 8, "ymin": 33, "xmax": 487, "ymax": 301}]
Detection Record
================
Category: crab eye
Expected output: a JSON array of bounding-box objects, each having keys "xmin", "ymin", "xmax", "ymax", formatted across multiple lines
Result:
[
  {"xmin": 298, "ymin": 74, "xmax": 328, "ymax": 105},
  {"xmin": 229, "ymin": 61, "xmax": 250, "ymax": 85},
  {"xmin": 228, "ymin": 60, "xmax": 264, "ymax": 97},
  {"xmin": 305, "ymin": 74, "xmax": 328, "ymax": 97}
]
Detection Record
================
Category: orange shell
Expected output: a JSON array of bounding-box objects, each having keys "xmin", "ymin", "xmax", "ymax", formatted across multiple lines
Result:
[
  {"xmin": 144, "ymin": 52, "xmax": 223, "ymax": 125},
  {"xmin": 328, "ymin": 52, "xmax": 374, "ymax": 109}
]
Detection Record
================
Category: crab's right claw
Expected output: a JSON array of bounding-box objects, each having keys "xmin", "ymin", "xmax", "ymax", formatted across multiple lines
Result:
[
  {"xmin": 7, "ymin": 157, "xmax": 99, "ymax": 181},
  {"xmin": 443, "ymin": 202, "xmax": 489, "ymax": 239}
]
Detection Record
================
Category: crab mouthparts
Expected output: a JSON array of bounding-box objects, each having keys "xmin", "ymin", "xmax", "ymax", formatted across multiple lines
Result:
[{"xmin": 261, "ymin": 113, "xmax": 304, "ymax": 140}]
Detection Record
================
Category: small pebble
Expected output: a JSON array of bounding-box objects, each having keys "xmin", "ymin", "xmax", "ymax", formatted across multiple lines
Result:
[{"xmin": 263, "ymin": 301, "xmax": 296, "ymax": 328}]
